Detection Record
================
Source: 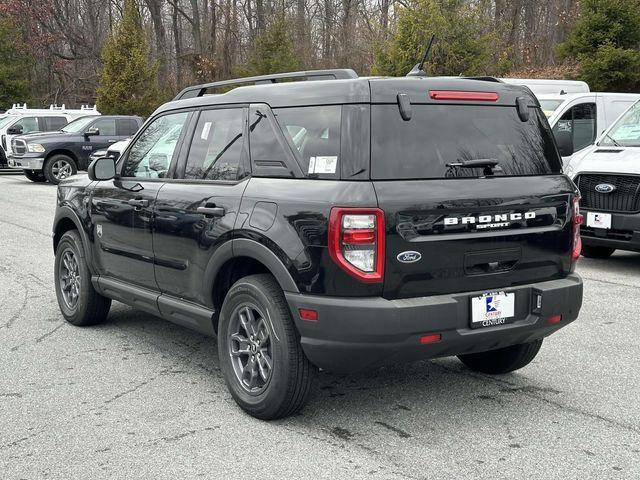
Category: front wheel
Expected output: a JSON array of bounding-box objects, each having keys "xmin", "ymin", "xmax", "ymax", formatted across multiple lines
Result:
[
  {"xmin": 44, "ymin": 154, "xmax": 77, "ymax": 184},
  {"xmin": 54, "ymin": 230, "xmax": 111, "ymax": 326},
  {"xmin": 581, "ymin": 245, "xmax": 615, "ymax": 258},
  {"xmin": 457, "ymin": 339, "xmax": 543, "ymax": 374},
  {"xmin": 218, "ymin": 274, "xmax": 315, "ymax": 420}
]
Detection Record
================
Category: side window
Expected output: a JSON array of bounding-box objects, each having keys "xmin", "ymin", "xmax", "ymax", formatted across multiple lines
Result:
[
  {"xmin": 274, "ymin": 105, "xmax": 341, "ymax": 177},
  {"xmin": 91, "ymin": 118, "xmax": 117, "ymax": 136},
  {"xmin": 43, "ymin": 116, "xmax": 68, "ymax": 131},
  {"xmin": 121, "ymin": 112, "xmax": 189, "ymax": 178},
  {"xmin": 184, "ymin": 108, "xmax": 244, "ymax": 181},
  {"xmin": 553, "ymin": 103, "xmax": 596, "ymax": 153},
  {"xmin": 13, "ymin": 116, "xmax": 39, "ymax": 134},
  {"xmin": 116, "ymin": 118, "xmax": 139, "ymax": 136},
  {"xmin": 249, "ymin": 106, "xmax": 292, "ymax": 167}
]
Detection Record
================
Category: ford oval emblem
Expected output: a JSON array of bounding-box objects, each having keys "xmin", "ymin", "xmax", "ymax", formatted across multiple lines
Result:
[
  {"xmin": 595, "ymin": 183, "xmax": 616, "ymax": 194},
  {"xmin": 397, "ymin": 251, "xmax": 422, "ymax": 263}
]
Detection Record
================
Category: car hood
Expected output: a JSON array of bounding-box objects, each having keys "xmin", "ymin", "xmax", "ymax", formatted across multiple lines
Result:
[
  {"xmin": 565, "ymin": 146, "xmax": 640, "ymax": 179},
  {"xmin": 15, "ymin": 131, "xmax": 76, "ymax": 142}
]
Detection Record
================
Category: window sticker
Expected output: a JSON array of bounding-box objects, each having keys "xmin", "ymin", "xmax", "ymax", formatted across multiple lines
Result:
[
  {"xmin": 311, "ymin": 156, "xmax": 337, "ymax": 174},
  {"xmin": 201, "ymin": 121, "xmax": 212, "ymax": 140},
  {"xmin": 308, "ymin": 156, "xmax": 316, "ymax": 174}
]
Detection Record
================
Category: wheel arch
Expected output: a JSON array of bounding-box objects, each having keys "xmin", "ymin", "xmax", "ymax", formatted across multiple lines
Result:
[
  {"xmin": 206, "ymin": 238, "xmax": 300, "ymax": 332},
  {"xmin": 46, "ymin": 149, "xmax": 79, "ymax": 165},
  {"xmin": 53, "ymin": 207, "xmax": 95, "ymax": 272}
]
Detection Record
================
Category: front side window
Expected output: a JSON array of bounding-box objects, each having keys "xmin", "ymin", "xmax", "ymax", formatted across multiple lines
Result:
[
  {"xmin": 601, "ymin": 100, "xmax": 640, "ymax": 147},
  {"xmin": 553, "ymin": 103, "xmax": 597, "ymax": 153},
  {"xmin": 274, "ymin": 105, "xmax": 341, "ymax": 178},
  {"xmin": 13, "ymin": 116, "xmax": 39, "ymax": 134},
  {"xmin": 91, "ymin": 118, "xmax": 117, "ymax": 136},
  {"xmin": 121, "ymin": 112, "xmax": 189, "ymax": 178},
  {"xmin": 184, "ymin": 108, "xmax": 244, "ymax": 181},
  {"xmin": 62, "ymin": 116, "xmax": 98, "ymax": 133}
]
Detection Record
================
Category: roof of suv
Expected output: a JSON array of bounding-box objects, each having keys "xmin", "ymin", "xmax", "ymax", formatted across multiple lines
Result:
[{"xmin": 157, "ymin": 72, "xmax": 539, "ymax": 115}]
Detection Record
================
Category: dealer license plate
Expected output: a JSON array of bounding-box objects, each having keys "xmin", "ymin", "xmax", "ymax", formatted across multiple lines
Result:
[
  {"xmin": 586, "ymin": 212, "xmax": 611, "ymax": 230},
  {"xmin": 471, "ymin": 292, "xmax": 515, "ymax": 329}
]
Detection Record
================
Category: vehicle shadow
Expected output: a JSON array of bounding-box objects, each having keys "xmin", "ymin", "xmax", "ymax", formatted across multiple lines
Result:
[
  {"xmin": 579, "ymin": 250, "xmax": 640, "ymax": 275},
  {"xmin": 97, "ymin": 303, "xmax": 544, "ymax": 423}
]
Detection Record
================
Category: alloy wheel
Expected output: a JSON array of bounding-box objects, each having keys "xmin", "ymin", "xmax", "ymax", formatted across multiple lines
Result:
[
  {"xmin": 228, "ymin": 303, "xmax": 273, "ymax": 394},
  {"xmin": 52, "ymin": 159, "xmax": 73, "ymax": 180},
  {"xmin": 59, "ymin": 249, "xmax": 81, "ymax": 309}
]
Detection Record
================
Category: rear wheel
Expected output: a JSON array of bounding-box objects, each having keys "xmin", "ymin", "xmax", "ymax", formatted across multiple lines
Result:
[
  {"xmin": 44, "ymin": 154, "xmax": 77, "ymax": 184},
  {"xmin": 218, "ymin": 274, "xmax": 315, "ymax": 420},
  {"xmin": 581, "ymin": 245, "xmax": 615, "ymax": 258},
  {"xmin": 54, "ymin": 230, "xmax": 111, "ymax": 326},
  {"xmin": 24, "ymin": 170, "xmax": 46, "ymax": 182},
  {"xmin": 457, "ymin": 339, "xmax": 543, "ymax": 374}
]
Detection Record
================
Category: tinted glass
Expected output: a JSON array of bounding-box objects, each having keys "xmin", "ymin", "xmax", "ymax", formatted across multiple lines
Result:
[
  {"xmin": 274, "ymin": 106, "xmax": 341, "ymax": 178},
  {"xmin": 249, "ymin": 106, "xmax": 291, "ymax": 165},
  {"xmin": 44, "ymin": 116, "xmax": 68, "ymax": 131},
  {"xmin": 553, "ymin": 103, "xmax": 596, "ymax": 152},
  {"xmin": 601, "ymin": 100, "xmax": 640, "ymax": 147},
  {"xmin": 92, "ymin": 118, "xmax": 116, "ymax": 136},
  {"xmin": 539, "ymin": 99, "xmax": 564, "ymax": 117},
  {"xmin": 117, "ymin": 118, "xmax": 139, "ymax": 136},
  {"xmin": 13, "ymin": 117, "xmax": 39, "ymax": 134},
  {"xmin": 371, "ymin": 105, "xmax": 561, "ymax": 179},
  {"xmin": 122, "ymin": 112, "xmax": 189, "ymax": 178},
  {"xmin": 185, "ymin": 108, "xmax": 244, "ymax": 181}
]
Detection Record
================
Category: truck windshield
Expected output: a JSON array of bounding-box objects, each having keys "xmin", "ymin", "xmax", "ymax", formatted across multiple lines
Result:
[
  {"xmin": 0, "ymin": 115, "xmax": 18, "ymax": 129},
  {"xmin": 62, "ymin": 116, "xmax": 96, "ymax": 133},
  {"xmin": 371, "ymin": 104, "xmax": 561, "ymax": 179},
  {"xmin": 539, "ymin": 99, "xmax": 564, "ymax": 117},
  {"xmin": 601, "ymin": 101, "xmax": 640, "ymax": 147}
]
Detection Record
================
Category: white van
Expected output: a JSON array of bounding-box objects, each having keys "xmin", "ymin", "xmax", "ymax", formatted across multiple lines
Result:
[
  {"xmin": 0, "ymin": 104, "xmax": 99, "ymax": 165},
  {"xmin": 537, "ymin": 93, "xmax": 640, "ymax": 164},
  {"xmin": 501, "ymin": 78, "xmax": 590, "ymax": 95},
  {"xmin": 563, "ymin": 100, "xmax": 640, "ymax": 257}
]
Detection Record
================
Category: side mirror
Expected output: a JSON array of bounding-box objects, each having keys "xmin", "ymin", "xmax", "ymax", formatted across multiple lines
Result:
[
  {"xmin": 7, "ymin": 125, "xmax": 23, "ymax": 135},
  {"xmin": 85, "ymin": 127, "xmax": 100, "ymax": 137},
  {"xmin": 555, "ymin": 130, "xmax": 574, "ymax": 157},
  {"xmin": 88, "ymin": 157, "xmax": 116, "ymax": 181}
]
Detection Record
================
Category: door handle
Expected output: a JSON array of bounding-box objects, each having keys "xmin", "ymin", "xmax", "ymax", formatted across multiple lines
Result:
[
  {"xmin": 128, "ymin": 198, "xmax": 149, "ymax": 208},
  {"xmin": 197, "ymin": 206, "xmax": 226, "ymax": 217}
]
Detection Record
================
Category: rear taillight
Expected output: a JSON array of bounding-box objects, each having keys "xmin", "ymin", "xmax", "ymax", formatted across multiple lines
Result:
[
  {"xmin": 571, "ymin": 196, "xmax": 583, "ymax": 263},
  {"xmin": 328, "ymin": 207, "xmax": 385, "ymax": 283}
]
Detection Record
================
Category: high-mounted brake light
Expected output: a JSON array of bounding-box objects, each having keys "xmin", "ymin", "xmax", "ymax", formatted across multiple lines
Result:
[
  {"xmin": 571, "ymin": 196, "xmax": 583, "ymax": 263},
  {"xmin": 328, "ymin": 208, "xmax": 385, "ymax": 283},
  {"xmin": 429, "ymin": 90, "xmax": 499, "ymax": 102}
]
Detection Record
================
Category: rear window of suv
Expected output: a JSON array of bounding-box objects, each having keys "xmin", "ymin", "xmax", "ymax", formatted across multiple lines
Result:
[{"xmin": 371, "ymin": 104, "xmax": 561, "ymax": 179}]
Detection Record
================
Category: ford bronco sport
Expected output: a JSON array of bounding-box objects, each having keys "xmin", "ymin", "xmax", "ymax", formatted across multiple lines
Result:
[{"xmin": 52, "ymin": 69, "xmax": 584, "ymax": 419}]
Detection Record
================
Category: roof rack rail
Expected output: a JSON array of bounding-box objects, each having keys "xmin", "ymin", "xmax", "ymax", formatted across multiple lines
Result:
[
  {"xmin": 49, "ymin": 104, "xmax": 65, "ymax": 110},
  {"xmin": 462, "ymin": 76, "xmax": 504, "ymax": 83},
  {"xmin": 174, "ymin": 69, "xmax": 359, "ymax": 100},
  {"xmin": 12, "ymin": 103, "xmax": 27, "ymax": 110}
]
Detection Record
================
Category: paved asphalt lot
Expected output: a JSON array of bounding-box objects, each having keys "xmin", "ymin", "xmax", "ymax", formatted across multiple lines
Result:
[{"xmin": 1, "ymin": 174, "xmax": 639, "ymax": 479}]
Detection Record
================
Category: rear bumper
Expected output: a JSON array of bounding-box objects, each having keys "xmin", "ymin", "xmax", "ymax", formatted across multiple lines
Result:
[
  {"xmin": 7, "ymin": 155, "xmax": 45, "ymax": 170},
  {"xmin": 285, "ymin": 274, "xmax": 583, "ymax": 373},
  {"xmin": 581, "ymin": 209, "xmax": 640, "ymax": 252}
]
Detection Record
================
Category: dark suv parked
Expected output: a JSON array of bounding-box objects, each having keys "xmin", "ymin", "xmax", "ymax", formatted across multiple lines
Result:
[
  {"xmin": 52, "ymin": 69, "xmax": 583, "ymax": 419},
  {"xmin": 9, "ymin": 115, "xmax": 142, "ymax": 184}
]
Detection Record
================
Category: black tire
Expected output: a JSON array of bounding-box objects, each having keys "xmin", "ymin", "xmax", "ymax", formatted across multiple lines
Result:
[
  {"xmin": 581, "ymin": 245, "xmax": 615, "ymax": 259},
  {"xmin": 457, "ymin": 339, "xmax": 543, "ymax": 374},
  {"xmin": 44, "ymin": 154, "xmax": 77, "ymax": 184},
  {"xmin": 218, "ymin": 274, "xmax": 315, "ymax": 420},
  {"xmin": 24, "ymin": 170, "xmax": 46, "ymax": 182},
  {"xmin": 54, "ymin": 230, "xmax": 111, "ymax": 326}
]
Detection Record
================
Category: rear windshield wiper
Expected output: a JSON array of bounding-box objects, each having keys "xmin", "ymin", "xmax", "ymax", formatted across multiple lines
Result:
[{"xmin": 446, "ymin": 159, "xmax": 503, "ymax": 175}]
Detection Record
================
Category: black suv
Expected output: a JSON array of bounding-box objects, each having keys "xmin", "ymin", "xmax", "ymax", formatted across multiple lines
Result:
[
  {"xmin": 52, "ymin": 69, "xmax": 583, "ymax": 419},
  {"xmin": 9, "ymin": 115, "xmax": 142, "ymax": 184}
]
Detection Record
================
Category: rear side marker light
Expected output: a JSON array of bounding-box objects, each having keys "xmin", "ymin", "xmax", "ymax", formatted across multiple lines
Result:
[
  {"xmin": 420, "ymin": 334, "xmax": 442, "ymax": 345},
  {"xmin": 328, "ymin": 207, "xmax": 385, "ymax": 283},
  {"xmin": 299, "ymin": 309, "xmax": 318, "ymax": 322},
  {"xmin": 547, "ymin": 314, "xmax": 562, "ymax": 325},
  {"xmin": 429, "ymin": 90, "xmax": 499, "ymax": 102}
]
